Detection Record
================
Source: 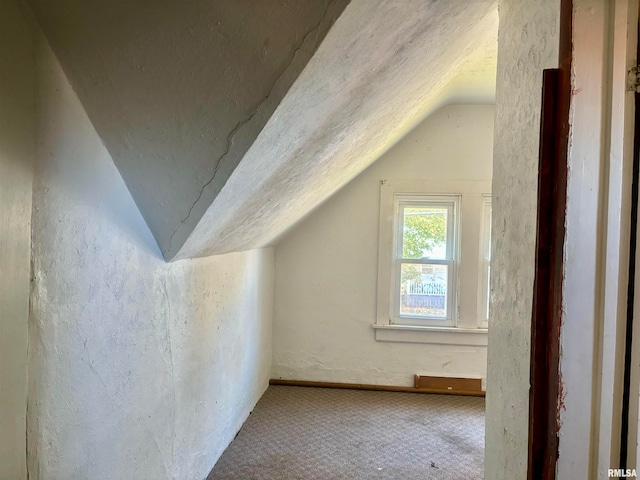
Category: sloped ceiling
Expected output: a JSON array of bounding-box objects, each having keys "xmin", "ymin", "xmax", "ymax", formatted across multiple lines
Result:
[
  {"xmin": 176, "ymin": 0, "xmax": 498, "ymax": 259},
  {"xmin": 30, "ymin": 0, "xmax": 348, "ymax": 258},
  {"xmin": 32, "ymin": 0, "xmax": 498, "ymax": 260}
]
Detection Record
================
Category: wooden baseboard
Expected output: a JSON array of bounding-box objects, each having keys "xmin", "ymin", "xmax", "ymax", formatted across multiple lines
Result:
[{"xmin": 269, "ymin": 378, "xmax": 485, "ymax": 397}]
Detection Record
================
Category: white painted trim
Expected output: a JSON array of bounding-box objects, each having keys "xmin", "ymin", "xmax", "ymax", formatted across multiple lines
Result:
[
  {"xmin": 603, "ymin": 0, "xmax": 638, "ymax": 473},
  {"xmin": 559, "ymin": 1, "xmax": 637, "ymax": 477},
  {"xmin": 375, "ymin": 179, "xmax": 492, "ymax": 336},
  {"xmin": 477, "ymin": 195, "xmax": 492, "ymax": 329},
  {"xmin": 620, "ymin": 0, "xmax": 640, "ymax": 468},
  {"xmin": 372, "ymin": 324, "xmax": 488, "ymax": 346}
]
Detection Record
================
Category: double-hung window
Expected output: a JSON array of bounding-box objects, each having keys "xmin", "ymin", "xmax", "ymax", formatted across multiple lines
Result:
[
  {"xmin": 375, "ymin": 179, "xmax": 491, "ymax": 345},
  {"xmin": 394, "ymin": 195, "xmax": 459, "ymax": 327}
]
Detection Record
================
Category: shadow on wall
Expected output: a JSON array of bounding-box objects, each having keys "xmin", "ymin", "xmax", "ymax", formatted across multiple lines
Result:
[
  {"xmin": 29, "ymin": 35, "xmax": 276, "ymax": 479},
  {"xmin": 35, "ymin": 36, "xmax": 164, "ymax": 259}
]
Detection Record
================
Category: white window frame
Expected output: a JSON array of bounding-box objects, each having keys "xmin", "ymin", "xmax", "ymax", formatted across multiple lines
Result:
[
  {"xmin": 374, "ymin": 179, "xmax": 491, "ymax": 345},
  {"xmin": 477, "ymin": 195, "xmax": 491, "ymax": 329},
  {"xmin": 391, "ymin": 195, "xmax": 459, "ymax": 327}
]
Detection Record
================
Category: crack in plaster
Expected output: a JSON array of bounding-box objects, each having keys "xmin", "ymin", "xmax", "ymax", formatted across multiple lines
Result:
[
  {"xmin": 83, "ymin": 340, "xmax": 116, "ymax": 405},
  {"xmin": 150, "ymin": 432, "xmax": 174, "ymax": 480},
  {"xmin": 166, "ymin": 0, "xmax": 334, "ymax": 257}
]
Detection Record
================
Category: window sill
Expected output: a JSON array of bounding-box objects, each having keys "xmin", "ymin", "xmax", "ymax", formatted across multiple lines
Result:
[{"xmin": 372, "ymin": 324, "xmax": 488, "ymax": 346}]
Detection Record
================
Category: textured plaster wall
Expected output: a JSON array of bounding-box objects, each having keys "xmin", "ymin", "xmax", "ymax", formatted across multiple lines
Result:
[
  {"xmin": 485, "ymin": 1, "xmax": 559, "ymax": 478},
  {"xmin": 272, "ymin": 105, "xmax": 493, "ymax": 387},
  {"xmin": 27, "ymin": 39, "xmax": 274, "ymax": 480},
  {"xmin": 30, "ymin": 0, "xmax": 348, "ymax": 259},
  {"xmin": 0, "ymin": 2, "xmax": 33, "ymax": 478}
]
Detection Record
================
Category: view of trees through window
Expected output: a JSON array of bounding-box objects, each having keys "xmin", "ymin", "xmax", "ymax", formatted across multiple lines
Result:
[
  {"xmin": 399, "ymin": 206, "xmax": 449, "ymax": 319},
  {"xmin": 401, "ymin": 207, "xmax": 447, "ymax": 259}
]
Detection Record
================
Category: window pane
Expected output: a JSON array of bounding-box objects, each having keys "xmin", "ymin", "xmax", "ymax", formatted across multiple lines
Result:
[
  {"xmin": 400, "ymin": 263, "xmax": 447, "ymax": 318},
  {"xmin": 401, "ymin": 205, "xmax": 448, "ymax": 259}
]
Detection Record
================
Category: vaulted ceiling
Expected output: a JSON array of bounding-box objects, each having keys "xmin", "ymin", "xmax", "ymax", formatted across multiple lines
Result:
[{"xmin": 30, "ymin": 0, "xmax": 498, "ymax": 260}]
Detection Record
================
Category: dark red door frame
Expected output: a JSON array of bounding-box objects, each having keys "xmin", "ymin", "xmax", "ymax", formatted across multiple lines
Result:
[{"xmin": 527, "ymin": 1, "xmax": 572, "ymax": 479}]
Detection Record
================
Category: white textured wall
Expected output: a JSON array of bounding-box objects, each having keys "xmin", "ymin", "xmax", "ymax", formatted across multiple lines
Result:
[
  {"xmin": 0, "ymin": 2, "xmax": 33, "ymax": 479},
  {"xmin": 27, "ymin": 38, "xmax": 274, "ymax": 480},
  {"xmin": 273, "ymin": 105, "xmax": 493, "ymax": 387},
  {"xmin": 486, "ymin": 1, "xmax": 559, "ymax": 478}
]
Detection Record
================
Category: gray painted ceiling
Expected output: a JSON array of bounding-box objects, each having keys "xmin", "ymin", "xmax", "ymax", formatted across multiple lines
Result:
[{"xmin": 31, "ymin": 0, "xmax": 498, "ymax": 260}]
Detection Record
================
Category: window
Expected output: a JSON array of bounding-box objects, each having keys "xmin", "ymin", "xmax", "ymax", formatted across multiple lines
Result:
[
  {"xmin": 375, "ymin": 180, "xmax": 491, "ymax": 345},
  {"xmin": 393, "ymin": 195, "xmax": 459, "ymax": 327}
]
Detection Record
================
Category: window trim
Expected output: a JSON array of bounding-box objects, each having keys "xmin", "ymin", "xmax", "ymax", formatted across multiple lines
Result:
[
  {"xmin": 375, "ymin": 179, "xmax": 491, "ymax": 344},
  {"xmin": 477, "ymin": 195, "xmax": 492, "ymax": 329}
]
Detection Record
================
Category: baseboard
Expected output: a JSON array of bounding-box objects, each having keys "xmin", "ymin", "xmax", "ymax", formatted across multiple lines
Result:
[{"xmin": 269, "ymin": 378, "xmax": 485, "ymax": 397}]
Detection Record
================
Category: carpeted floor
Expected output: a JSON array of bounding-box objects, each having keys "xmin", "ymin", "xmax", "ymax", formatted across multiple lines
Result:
[{"xmin": 208, "ymin": 385, "xmax": 485, "ymax": 480}]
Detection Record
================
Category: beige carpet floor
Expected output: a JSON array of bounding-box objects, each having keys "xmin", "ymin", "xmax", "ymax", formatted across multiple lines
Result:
[{"xmin": 208, "ymin": 385, "xmax": 485, "ymax": 480}]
